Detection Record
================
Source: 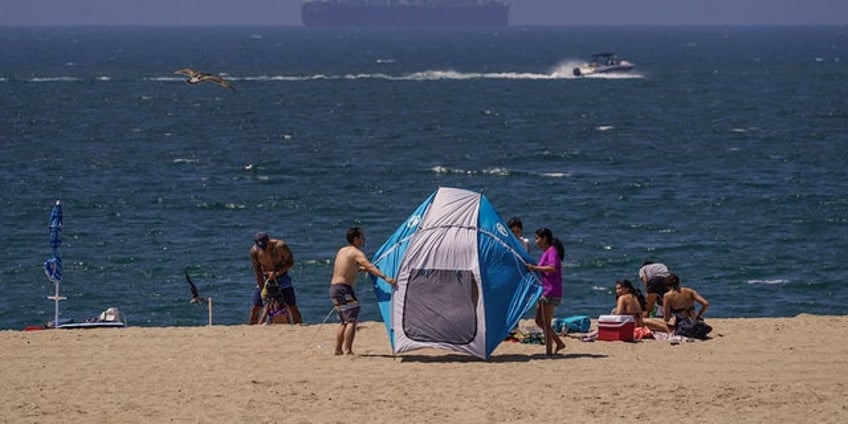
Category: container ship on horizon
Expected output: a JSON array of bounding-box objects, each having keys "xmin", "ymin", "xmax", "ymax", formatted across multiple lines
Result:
[{"xmin": 301, "ymin": 0, "xmax": 510, "ymax": 27}]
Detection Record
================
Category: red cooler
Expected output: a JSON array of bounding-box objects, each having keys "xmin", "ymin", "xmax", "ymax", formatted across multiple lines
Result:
[{"xmin": 598, "ymin": 315, "xmax": 635, "ymax": 342}]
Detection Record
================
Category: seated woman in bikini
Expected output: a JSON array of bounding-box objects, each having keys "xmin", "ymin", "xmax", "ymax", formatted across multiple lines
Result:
[
  {"xmin": 614, "ymin": 279, "xmax": 671, "ymax": 333},
  {"xmin": 614, "ymin": 279, "xmax": 645, "ymax": 326},
  {"xmin": 661, "ymin": 274, "xmax": 710, "ymax": 330}
]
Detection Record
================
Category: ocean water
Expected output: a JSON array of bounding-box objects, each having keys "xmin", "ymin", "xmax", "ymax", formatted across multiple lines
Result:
[{"xmin": 1, "ymin": 26, "xmax": 846, "ymax": 330}]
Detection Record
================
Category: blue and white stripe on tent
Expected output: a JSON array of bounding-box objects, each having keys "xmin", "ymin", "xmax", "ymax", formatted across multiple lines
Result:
[
  {"xmin": 371, "ymin": 187, "xmax": 543, "ymax": 359},
  {"xmin": 475, "ymin": 191, "xmax": 541, "ymax": 356},
  {"xmin": 371, "ymin": 190, "xmax": 435, "ymax": 351}
]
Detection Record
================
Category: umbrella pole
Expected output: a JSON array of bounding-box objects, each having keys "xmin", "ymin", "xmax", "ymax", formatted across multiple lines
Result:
[
  {"xmin": 207, "ymin": 297, "xmax": 213, "ymax": 326},
  {"xmin": 47, "ymin": 281, "xmax": 65, "ymax": 329}
]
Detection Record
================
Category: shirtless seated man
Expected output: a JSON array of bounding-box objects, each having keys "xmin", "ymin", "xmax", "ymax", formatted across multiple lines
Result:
[{"xmin": 329, "ymin": 227, "xmax": 396, "ymax": 356}]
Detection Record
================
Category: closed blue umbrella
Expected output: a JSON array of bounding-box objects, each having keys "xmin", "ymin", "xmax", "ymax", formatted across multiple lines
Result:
[
  {"xmin": 44, "ymin": 200, "xmax": 65, "ymax": 328},
  {"xmin": 44, "ymin": 200, "xmax": 63, "ymax": 284},
  {"xmin": 48, "ymin": 200, "xmax": 62, "ymax": 251}
]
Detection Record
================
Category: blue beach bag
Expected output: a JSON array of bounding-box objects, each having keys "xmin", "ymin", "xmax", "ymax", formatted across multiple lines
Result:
[{"xmin": 552, "ymin": 315, "xmax": 591, "ymax": 334}]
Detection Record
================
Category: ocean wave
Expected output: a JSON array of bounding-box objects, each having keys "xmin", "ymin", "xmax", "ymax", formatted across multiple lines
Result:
[
  {"xmin": 747, "ymin": 279, "xmax": 790, "ymax": 285},
  {"xmin": 25, "ymin": 76, "xmax": 81, "ymax": 82},
  {"xmin": 430, "ymin": 166, "xmax": 567, "ymax": 178}
]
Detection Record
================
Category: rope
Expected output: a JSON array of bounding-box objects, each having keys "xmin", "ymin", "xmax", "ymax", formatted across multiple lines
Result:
[{"xmin": 303, "ymin": 306, "xmax": 338, "ymax": 352}]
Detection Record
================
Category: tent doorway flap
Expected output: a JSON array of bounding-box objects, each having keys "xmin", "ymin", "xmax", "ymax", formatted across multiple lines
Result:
[{"xmin": 402, "ymin": 268, "xmax": 479, "ymax": 344}]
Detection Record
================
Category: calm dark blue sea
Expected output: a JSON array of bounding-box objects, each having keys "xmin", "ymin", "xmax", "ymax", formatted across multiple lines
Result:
[{"xmin": 1, "ymin": 26, "xmax": 846, "ymax": 330}]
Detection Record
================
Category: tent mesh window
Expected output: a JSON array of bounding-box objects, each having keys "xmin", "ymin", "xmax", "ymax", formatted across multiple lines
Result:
[{"xmin": 402, "ymin": 268, "xmax": 479, "ymax": 344}]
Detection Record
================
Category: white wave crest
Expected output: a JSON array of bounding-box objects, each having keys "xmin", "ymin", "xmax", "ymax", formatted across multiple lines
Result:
[
  {"xmin": 747, "ymin": 279, "xmax": 790, "ymax": 285},
  {"xmin": 28, "ymin": 76, "xmax": 80, "ymax": 82}
]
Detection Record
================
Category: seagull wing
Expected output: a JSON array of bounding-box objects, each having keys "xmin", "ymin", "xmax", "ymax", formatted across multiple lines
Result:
[
  {"xmin": 174, "ymin": 68, "xmax": 200, "ymax": 78},
  {"xmin": 184, "ymin": 270, "xmax": 202, "ymax": 301},
  {"xmin": 201, "ymin": 75, "xmax": 237, "ymax": 91}
]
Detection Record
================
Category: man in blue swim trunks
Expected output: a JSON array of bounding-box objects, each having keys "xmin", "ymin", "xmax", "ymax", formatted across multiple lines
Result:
[
  {"xmin": 250, "ymin": 232, "xmax": 302, "ymax": 325},
  {"xmin": 330, "ymin": 227, "xmax": 396, "ymax": 355}
]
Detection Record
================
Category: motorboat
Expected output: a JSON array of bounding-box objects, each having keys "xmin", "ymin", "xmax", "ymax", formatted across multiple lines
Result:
[{"xmin": 573, "ymin": 53, "xmax": 634, "ymax": 76}]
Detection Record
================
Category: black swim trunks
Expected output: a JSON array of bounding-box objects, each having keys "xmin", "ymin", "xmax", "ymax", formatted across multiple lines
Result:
[{"xmin": 329, "ymin": 283, "xmax": 360, "ymax": 324}]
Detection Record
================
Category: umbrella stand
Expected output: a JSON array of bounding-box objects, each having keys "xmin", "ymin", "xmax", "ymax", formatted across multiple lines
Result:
[
  {"xmin": 47, "ymin": 281, "xmax": 66, "ymax": 329},
  {"xmin": 208, "ymin": 297, "xmax": 213, "ymax": 326}
]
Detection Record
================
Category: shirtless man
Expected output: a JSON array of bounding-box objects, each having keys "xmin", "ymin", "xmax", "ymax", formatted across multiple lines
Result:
[
  {"xmin": 329, "ymin": 227, "xmax": 396, "ymax": 356},
  {"xmin": 249, "ymin": 232, "xmax": 302, "ymax": 325}
]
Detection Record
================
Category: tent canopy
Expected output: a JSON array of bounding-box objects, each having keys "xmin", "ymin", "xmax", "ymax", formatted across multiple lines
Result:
[{"xmin": 371, "ymin": 187, "xmax": 542, "ymax": 359}]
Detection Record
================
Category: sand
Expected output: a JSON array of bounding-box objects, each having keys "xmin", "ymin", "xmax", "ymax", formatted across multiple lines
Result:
[{"xmin": 2, "ymin": 315, "xmax": 847, "ymax": 423}]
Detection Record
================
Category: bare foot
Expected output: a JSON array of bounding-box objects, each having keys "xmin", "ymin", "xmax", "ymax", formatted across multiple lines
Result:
[
  {"xmin": 334, "ymin": 350, "xmax": 343, "ymax": 356},
  {"xmin": 344, "ymin": 351, "xmax": 355, "ymax": 356},
  {"xmin": 555, "ymin": 343, "xmax": 566, "ymax": 355}
]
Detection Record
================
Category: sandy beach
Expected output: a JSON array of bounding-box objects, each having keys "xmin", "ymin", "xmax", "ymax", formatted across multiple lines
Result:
[{"xmin": 2, "ymin": 315, "xmax": 847, "ymax": 423}]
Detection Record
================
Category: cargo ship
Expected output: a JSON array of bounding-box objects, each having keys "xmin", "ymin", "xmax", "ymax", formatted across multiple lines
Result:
[{"xmin": 301, "ymin": 0, "xmax": 510, "ymax": 27}]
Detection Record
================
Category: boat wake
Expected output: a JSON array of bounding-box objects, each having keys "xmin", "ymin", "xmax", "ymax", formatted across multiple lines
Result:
[
  {"xmin": 6, "ymin": 66, "xmax": 643, "ymax": 84},
  {"xmin": 149, "ymin": 70, "xmax": 572, "ymax": 82}
]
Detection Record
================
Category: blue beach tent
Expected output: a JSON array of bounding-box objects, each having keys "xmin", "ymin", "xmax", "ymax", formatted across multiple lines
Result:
[{"xmin": 370, "ymin": 187, "xmax": 543, "ymax": 359}]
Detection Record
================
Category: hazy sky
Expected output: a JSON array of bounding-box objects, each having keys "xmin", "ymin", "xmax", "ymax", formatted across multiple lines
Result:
[{"xmin": 2, "ymin": 0, "xmax": 846, "ymax": 26}]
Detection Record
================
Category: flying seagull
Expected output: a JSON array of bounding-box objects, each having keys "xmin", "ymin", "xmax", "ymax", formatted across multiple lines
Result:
[
  {"xmin": 184, "ymin": 270, "xmax": 206, "ymax": 303},
  {"xmin": 173, "ymin": 68, "xmax": 236, "ymax": 91}
]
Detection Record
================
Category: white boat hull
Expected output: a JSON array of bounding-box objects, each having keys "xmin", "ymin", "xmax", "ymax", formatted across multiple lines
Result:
[{"xmin": 573, "ymin": 60, "xmax": 634, "ymax": 76}]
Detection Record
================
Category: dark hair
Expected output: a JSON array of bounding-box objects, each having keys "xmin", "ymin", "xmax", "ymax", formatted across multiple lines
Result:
[
  {"xmin": 507, "ymin": 216, "xmax": 523, "ymax": 230},
  {"xmin": 664, "ymin": 274, "xmax": 681, "ymax": 291},
  {"xmin": 534, "ymin": 227, "xmax": 565, "ymax": 260},
  {"xmin": 616, "ymin": 279, "xmax": 647, "ymax": 310},
  {"xmin": 346, "ymin": 227, "xmax": 363, "ymax": 244}
]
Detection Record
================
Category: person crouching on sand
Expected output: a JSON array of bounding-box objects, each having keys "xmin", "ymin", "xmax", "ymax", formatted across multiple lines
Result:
[{"xmin": 329, "ymin": 227, "xmax": 396, "ymax": 356}]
